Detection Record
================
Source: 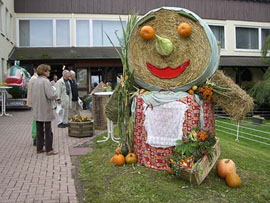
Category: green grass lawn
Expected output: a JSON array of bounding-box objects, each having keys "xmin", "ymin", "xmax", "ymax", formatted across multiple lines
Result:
[{"xmin": 79, "ymin": 123, "xmax": 270, "ymax": 203}]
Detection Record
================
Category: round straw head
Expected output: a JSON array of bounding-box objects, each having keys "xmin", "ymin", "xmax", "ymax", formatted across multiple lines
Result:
[{"xmin": 128, "ymin": 7, "xmax": 218, "ymax": 91}]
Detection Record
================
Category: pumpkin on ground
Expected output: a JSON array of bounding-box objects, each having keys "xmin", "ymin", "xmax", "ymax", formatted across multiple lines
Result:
[
  {"xmin": 125, "ymin": 153, "xmax": 138, "ymax": 164},
  {"xmin": 226, "ymin": 172, "xmax": 242, "ymax": 188},
  {"xmin": 216, "ymin": 159, "xmax": 236, "ymax": 179},
  {"xmin": 110, "ymin": 154, "xmax": 125, "ymax": 166}
]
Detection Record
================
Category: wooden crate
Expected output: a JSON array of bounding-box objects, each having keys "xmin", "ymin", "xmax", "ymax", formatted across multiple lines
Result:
[
  {"xmin": 179, "ymin": 138, "xmax": 221, "ymax": 185},
  {"xmin": 68, "ymin": 121, "xmax": 94, "ymax": 138}
]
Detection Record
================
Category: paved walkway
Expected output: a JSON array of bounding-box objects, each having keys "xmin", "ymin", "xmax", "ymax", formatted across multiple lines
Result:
[{"xmin": 0, "ymin": 109, "xmax": 95, "ymax": 203}]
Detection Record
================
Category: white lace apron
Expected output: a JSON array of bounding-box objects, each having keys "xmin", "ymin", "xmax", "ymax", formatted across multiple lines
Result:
[{"xmin": 144, "ymin": 101, "xmax": 188, "ymax": 148}]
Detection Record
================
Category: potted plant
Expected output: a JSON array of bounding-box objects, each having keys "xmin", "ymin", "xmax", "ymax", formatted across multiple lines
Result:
[{"xmin": 68, "ymin": 114, "xmax": 94, "ymax": 137}]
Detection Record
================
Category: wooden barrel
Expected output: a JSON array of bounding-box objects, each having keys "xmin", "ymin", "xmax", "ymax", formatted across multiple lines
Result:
[
  {"xmin": 92, "ymin": 94, "xmax": 109, "ymax": 129},
  {"xmin": 68, "ymin": 121, "xmax": 94, "ymax": 137}
]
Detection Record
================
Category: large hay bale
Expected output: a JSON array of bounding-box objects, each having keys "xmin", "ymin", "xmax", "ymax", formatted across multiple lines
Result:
[
  {"xmin": 128, "ymin": 8, "xmax": 213, "ymax": 90},
  {"xmin": 105, "ymin": 84, "xmax": 120, "ymax": 123},
  {"xmin": 210, "ymin": 70, "xmax": 254, "ymax": 120}
]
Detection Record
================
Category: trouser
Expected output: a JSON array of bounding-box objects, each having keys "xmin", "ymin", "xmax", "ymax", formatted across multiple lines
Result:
[
  {"xmin": 36, "ymin": 121, "xmax": 53, "ymax": 152},
  {"xmin": 58, "ymin": 107, "xmax": 69, "ymax": 124},
  {"xmin": 32, "ymin": 120, "xmax": 36, "ymax": 140},
  {"xmin": 69, "ymin": 101, "xmax": 80, "ymax": 119}
]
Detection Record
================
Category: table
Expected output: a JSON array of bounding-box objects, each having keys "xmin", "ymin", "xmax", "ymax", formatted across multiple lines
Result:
[
  {"xmin": 0, "ymin": 86, "xmax": 12, "ymax": 117},
  {"xmin": 95, "ymin": 92, "xmax": 120, "ymax": 143}
]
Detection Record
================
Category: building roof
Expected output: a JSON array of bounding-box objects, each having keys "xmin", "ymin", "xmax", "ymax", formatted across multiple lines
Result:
[
  {"xmin": 8, "ymin": 47, "xmax": 121, "ymax": 61},
  {"xmin": 15, "ymin": 0, "xmax": 270, "ymax": 23},
  {"xmin": 9, "ymin": 47, "xmax": 269, "ymax": 67}
]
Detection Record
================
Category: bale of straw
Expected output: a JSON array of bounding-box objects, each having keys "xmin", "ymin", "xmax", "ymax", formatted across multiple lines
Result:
[
  {"xmin": 210, "ymin": 70, "xmax": 254, "ymax": 120},
  {"xmin": 128, "ymin": 9, "xmax": 211, "ymax": 89},
  {"xmin": 105, "ymin": 84, "xmax": 120, "ymax": 123}
]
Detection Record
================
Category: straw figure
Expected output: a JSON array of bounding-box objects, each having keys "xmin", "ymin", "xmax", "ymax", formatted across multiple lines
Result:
[{"xmin": 106, "ymin": 7, "xmax": 253, "ymax": 170}]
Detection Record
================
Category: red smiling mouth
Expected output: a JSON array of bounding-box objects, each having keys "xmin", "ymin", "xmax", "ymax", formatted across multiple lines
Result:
[{"xmin": 146, "ymin": 60, "xmax": 190, "ymax": 79}]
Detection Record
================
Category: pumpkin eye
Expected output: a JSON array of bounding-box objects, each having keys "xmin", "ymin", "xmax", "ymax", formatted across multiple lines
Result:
[
  {"xmin": 140, "ymin": 25, "xmax": 155, "ymax": 40},
  {"xmin": 177, "ymin": 23, "xmax": 192, "ymax": 38}
]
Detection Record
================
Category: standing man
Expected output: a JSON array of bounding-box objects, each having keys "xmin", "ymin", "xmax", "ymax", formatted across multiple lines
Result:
[
  {"xmin": 27, "ymin": 68, "xmax": 38, "ymax": 146},
  {"xmin": 56, "ymin": 70, "xmax": 72, "ymax": 128},
  {"xmin": 69, "ymin": 70, "xmax": 80, "ymax": 119},
  {"xmin": 51, "ymin": 74, "xmax": 58, "ymax": 88}
]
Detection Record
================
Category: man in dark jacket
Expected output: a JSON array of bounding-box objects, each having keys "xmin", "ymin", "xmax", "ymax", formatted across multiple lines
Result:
[{"xmin": 69, "ymin": 70, "xmax": 80, "ymax": 119}]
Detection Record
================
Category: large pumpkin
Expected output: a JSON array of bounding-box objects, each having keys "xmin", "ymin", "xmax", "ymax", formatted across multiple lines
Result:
[
  {"xmin": 125, "ymin": 153, "xmax": 138, "ymax": 164},
  {"xmin": 216, "ymin": 159, "xmax": 236, "ymax": 179},
  {"xmin": 128, "ymin": 7, "xmax": 219, "ymax": 92},
  {"xmin": 226, "ymin": 172, "xmax": 242, "ymax": 188},
  {"xmin": 111, "ymin": 154, "xmax": 125, "ymax": 166}
]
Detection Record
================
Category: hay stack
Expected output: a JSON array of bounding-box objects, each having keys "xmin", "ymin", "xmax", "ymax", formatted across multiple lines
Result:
[
  {"xmin": 210, "ymin": 70, "xmax": 254, "ymax": 120},
  {"xmin": 128, "ymin": 9, "xmax": 211, "ymax": 89}
]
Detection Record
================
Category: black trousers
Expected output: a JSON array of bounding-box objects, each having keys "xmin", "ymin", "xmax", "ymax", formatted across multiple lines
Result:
[{"xmin": 36, "ymin": 121, "xmax": 53, "ymax": 152}]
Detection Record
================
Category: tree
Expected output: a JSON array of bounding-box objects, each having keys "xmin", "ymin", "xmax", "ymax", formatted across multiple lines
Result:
[{"xmin": 261, "ymin": 35, "xmax": 270, "ymax": 64}]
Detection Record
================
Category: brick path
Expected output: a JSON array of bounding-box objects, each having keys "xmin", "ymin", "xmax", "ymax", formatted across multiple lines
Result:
[{"xmin": 0, "ymin": 110, "xmax": 95, "ymax": 203}]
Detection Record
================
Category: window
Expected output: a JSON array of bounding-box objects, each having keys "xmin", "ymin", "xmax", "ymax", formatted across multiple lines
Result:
[
  {"xmin": 1, "ymin": 58, "xmax": 4, "ymax": 82},
  {"xmin": 76, "ymin": 20, "xmax": 90, "ymax": 46},
  {"xmin": 93, "ymin": 20, "xmax": 126, "ymax": 46},
  {"xmin": 209, "ymin": 25, "xmax": 225, "ymax": 49},
  {"xmin": 236, "ymin": 27, "xmax": 258, "ymax": 49},
  {"xmin": 56, "ymin": 20, "xmax": 70, "ymax": 46},
  {"xmin": 5, "ymin": 8, "xmax": 8, "ymax": 37},
  {"xmin": 0, "ymin": 1, "xmax": 3, "ymax": 33},
  {"xmin": 9, "ymin": 14, "xmax": 12, "ymax": 41},
  {"xmin": 262, "ymin": 28, "xmax": 270, "ymax": 46},
  {"xmin": 19, "ymin": 20, "xmax": 53, "ymax": 47}
]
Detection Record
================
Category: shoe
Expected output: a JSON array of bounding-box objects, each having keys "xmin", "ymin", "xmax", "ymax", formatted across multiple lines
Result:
[
  {"xmin": 58, "ymin": 123, "xmax": 65, "ymax": 128},
  {"xmin": 37, "ymin": 149, "xmax": 46, "ymax": 154},
  {"xmin": 63, "ymin": 123, "xmax": 69, "ymax": 128},
  {"xmin": 33, "ymin": 139, "xmax": 37, "ymax": 146},
  {"xmin": 46, "ymin": 151, "xmax": 59, "ymax": 156}
]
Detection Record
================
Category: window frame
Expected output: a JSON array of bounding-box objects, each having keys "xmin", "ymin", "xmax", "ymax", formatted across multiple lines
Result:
[
  {"xmin": 9, "ymin": 13, "xmax": 13, "ymax": 42},
  {"xmin": 5, "ymin": 7, "xmax": 8, "ymax": 39},
  {"xmin": 234, "ymin": 25, "xmax": 261, "ymax": 52},
  {"xmin": 0, "ymin": 1, "xmax": 3, "ymax": 35},
  {"xmin": 17, "ymin": 18, "xmax": 71, "ymax": 47},
  {"xmin": 207, "ymin": 23, "xmax": 226, "ymax": 50}
]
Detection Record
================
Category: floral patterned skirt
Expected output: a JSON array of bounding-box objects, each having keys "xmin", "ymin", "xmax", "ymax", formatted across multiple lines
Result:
[{"xmin": 133, "ymin": 95, "xmax": 215, "ymax": 170}]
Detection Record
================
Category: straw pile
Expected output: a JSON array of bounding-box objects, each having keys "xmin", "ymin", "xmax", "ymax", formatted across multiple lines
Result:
[
  {"xmin": 105, "ymin": 84, "xmax": 120, "ymax": 123},
  {"xmin": 210, "ymin": 70, "xmax": 254, "ymax": 120},
  {"xmin": 128, "ymin": 8, "xmax": 211, "ymax": 89}
]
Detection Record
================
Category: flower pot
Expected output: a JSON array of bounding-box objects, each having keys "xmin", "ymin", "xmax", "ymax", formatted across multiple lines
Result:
[{"xmin": 68, "ymin": 121, "xmax": 94, "ymax": 138}]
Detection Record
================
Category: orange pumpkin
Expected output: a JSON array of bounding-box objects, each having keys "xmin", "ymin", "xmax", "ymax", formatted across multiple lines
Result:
[
  {"xmin": 111, "ymin": 154, "xmax": 125, "ymax": 166},
  {"xmin": 125, "ymin": 153, "xmax": 138, "ymax": 164},
  {"xmin": 177, "ymin": 23, "xmax": 192, "ymax": 37},
  {"xmin": 140, "ymin": 26, "xmax": 155, "ymax": 40},
  {"xmin": 216, "ymin": 159, "xmax": 236, "ymax": 179},
  {"xmin": 115, "ymin": 147, "xmax": 121, "ymax": 155},
  {"xmin": 226, "ymin": 172, "xmax": 241, "ymax": 188},
  {"xmin": 188, "ymin": 89, "xmax": 194, "ymax": 95},
  {"xmin": 166, "ymin": 164, "xmax": 171, "ymax": 174}
]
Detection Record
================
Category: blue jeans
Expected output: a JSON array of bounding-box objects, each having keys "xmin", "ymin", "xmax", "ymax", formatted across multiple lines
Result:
[{"xmin": 89, "ymin": 102, "xmax": 93, "ymax": 113}]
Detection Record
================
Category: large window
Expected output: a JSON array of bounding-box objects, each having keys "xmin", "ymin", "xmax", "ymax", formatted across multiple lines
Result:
[
  {"xmin": 5, "ymin": 8, "xmax": 8, "ymax": 37},
  {"xmin": 76, "ymin": 20, "xmax": 90, "ymax": 46},
  {"xmin": 9, "ymin": 14, "xmax": 12, "ymax": 41},
  {"xmin": 209, "ymin": 25, "xmax": 225, "ymax": 49},
  {"xmin": 262, "ymin": 28, "xmax": 270, "ymax": 46},
  {"xmin": 19, "ymin": 19, "xmax": 70, "ymax": 47},
  {"xmin": 93, "ymin": 20, "xmax": 126, "ymax": 46},
  {"xmin": 0, "ymin": 1, "xmax": 3, "ymax": 33},
  {"xmin": 56, "ymin": 20, "xmax": 70, "ymax": 46},
  {"xmin": 236, "ymin": 27, "xmax": 259, "ymax": 49}
]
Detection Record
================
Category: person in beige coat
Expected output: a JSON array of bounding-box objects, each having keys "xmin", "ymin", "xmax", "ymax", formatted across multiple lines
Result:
[
  {"xmin": 56, "ymin": 70, "xmax": 72, "ymax": 128},
  {"xmin": 31, "ymin": 64, "xmax": 58, "ymax": 155},
  {"xmin": 27, "ymin": 69, "xmax": 38, "ymax": 146}
]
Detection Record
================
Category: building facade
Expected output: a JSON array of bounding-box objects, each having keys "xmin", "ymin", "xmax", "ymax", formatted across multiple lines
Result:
[
  {"xmin": 4, "ymin": 0, "xmax": 270, "ymax": 95},
  {"xmin": 0, "ymin": 0, "xmax": 15, "ymax": 83}
]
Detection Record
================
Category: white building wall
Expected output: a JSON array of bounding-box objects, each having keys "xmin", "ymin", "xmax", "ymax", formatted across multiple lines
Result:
[{"xmin": 0, "ymin": 0, "xmax": 15, "ymax": 82}]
